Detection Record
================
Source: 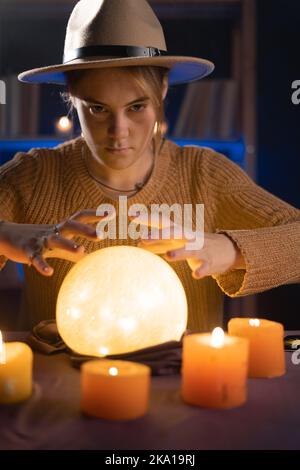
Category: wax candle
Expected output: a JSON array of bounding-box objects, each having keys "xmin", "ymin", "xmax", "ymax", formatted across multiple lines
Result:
[
  {"xmin": 0, "ymin": 331, "xmax": 33, "ymax": 404},
  {"xmin": 228, "ymin": 318, "xmax": 285, "ymax": 378},
  {"xmin": 81, "ymin": 359, "xmax": 150, "ymax": 420},
  {"xmin": 181, "ymin": 328, "xmax": 249, "ymax": 409}
]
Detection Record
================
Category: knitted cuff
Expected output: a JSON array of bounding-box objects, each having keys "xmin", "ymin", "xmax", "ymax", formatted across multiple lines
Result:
[{"xmin": 213, "ymin": 222, "xmax": 300, "ymax": 297}]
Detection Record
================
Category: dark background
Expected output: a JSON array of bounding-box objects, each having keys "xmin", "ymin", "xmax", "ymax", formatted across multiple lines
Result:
[
  {"xmin": 255, "ymin": 0, "xmax": 300, "ymax": 328},
  {"xmin": 0, "ymin": 0, "xmax": 299, "ymax": 328}
]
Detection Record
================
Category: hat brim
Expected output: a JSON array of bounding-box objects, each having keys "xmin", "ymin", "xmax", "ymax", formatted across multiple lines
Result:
[{"xmin": 18, "ymin": 56, "xmax": 214, "ymax": 86}]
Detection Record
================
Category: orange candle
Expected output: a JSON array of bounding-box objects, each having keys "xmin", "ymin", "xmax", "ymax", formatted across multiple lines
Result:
[
  {"xmin": 228, "ymin": 318, "xmax": 285, "ymax": 378},
  {"xmin": 181, "ymin": 328, "xmax": 249, "ymax": 409},
  {"xmin": 81, "ymin": 359, "xmax": 150, "ymax": 420},
  {"xmin": 0, "ymin": 331, "xmax": 33, "ymax": 404}
]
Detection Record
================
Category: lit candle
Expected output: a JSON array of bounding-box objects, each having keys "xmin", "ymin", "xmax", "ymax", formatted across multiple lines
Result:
[
  {"xmin": 0, "ymin": 331, "xmax": 33, "ymax": 404},
  {"xmin": 55, "ymin": 115, "xmax": 73, "ymax": 135},
  {"xmin": 228, "ymin": 318, "xmax": 285, "ymax": 378},
  {"xmin": 181, "ymin": 328, "xmax": 249, "ymax": 409},
  {"xmin": 81, "ymin": 360, "xmax": 150, "ymax": 420}
]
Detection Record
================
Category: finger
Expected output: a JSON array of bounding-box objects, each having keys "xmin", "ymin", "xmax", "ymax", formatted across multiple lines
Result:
[
  {"xmin": 138, "ymin": 242, "xmax": 174, "ymax": 254},
  {"xmin": 192, "ymin": 261, "xmax": 210, "ymax": 280},
  {"xmin": 68, "ymin": 209, "xmax": 110, "ymax": 223},
  {"xmin": 44, "ymin": 247, "xmax": 87, "ymax": 263},
  {"xmin": 59, "ymin": 219, "xmax": 101, "ymax": 240},
  {"xmin": 129, "ymin": 213, "xmax": 191, "ymax": 238},
  {"xmin": 186, "ymin": 257, "xmax": 201, "ymax": 272},
  {"xmin": 138, "ymin": 236, "xmax": 185, "ymax": 248},
  {"xmin": 128, "ymin": 212, "xmax": 174, "ymax": 230},
  {"xmin": 130, "ymin": 214, "xmax": 197, "ymax": 244},
  {"xmin": 139, "ymin": 235, "xmax": 186, "ymax": 245},
  {"xmin": 164, "ymin": 246, "xmax": 202, "ymax": 262},
  {"xmin": 29, "ymin": 254, "xmax": 54, "ymax": 276},
  {"xmin": 138, "ymin": 239, "xmax": 185, "ymax": 254},
  {"xmin": 139, "ymin": 226, "xmax": 190, "ymax": 244},
  {"xmin": 46, "ymin": 235, "xmax": 85, "ymax": 254}
]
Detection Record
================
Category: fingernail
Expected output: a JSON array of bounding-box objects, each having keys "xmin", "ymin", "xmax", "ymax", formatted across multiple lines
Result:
[
  {"xmin": 73, "ymin": 244, "xmax": 78, "ymax": 249},
  {"xmin": 44, "ymin": 266, "xmax": 50, "ymax": 272}
]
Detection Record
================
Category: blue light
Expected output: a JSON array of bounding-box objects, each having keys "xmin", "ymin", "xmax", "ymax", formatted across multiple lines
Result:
[
  {"xmin": 0, "ymin": 138, "xmax": 245, "ymax": 166},
  {"xmin": 172, "ymin": 139, "xmax": 245, "ymax": 166},
  {"xmin": 17, "ymin": 263, "xmax": 24, "ymax": 282},
  {"xmin": 0, "ymin": 139, "xmax": 63, "ymax": 152}
]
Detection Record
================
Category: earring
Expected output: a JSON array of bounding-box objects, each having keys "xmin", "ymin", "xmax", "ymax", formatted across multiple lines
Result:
[{"xmin": 153, "ymin": 121, "xmax": 160, "ymax": 136}]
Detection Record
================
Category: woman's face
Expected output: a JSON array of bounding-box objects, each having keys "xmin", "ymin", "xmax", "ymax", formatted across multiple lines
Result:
[{"xmin": 71, "ymin": 68, "xmax": 167, "ymax": 170}]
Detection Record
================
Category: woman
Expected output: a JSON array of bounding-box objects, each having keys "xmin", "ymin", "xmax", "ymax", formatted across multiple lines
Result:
[{"xmin": 0, "ymin": 0, "xmax": 299, "ymax": 331}]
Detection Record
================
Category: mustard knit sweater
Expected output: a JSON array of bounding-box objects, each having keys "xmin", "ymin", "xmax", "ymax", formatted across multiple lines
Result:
[{"xmin": 0, "ymin": 137, "xmax": 299, "ymax": 331}]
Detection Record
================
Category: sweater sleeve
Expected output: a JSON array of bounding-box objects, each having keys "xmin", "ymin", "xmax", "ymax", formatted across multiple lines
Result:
[
  {"xmin": 198, "ymin": 148, "xmax": 300, "ymax": 297},
  {"xmin": 0, "ymin": 180, "xmax": 19, "ymax": 270},
  {"xmin": 0, "ymin": 151, "xmax": 37, "ymax": 270}
]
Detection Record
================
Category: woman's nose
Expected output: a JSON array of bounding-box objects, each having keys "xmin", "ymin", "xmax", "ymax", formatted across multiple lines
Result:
[{"xmin": 107, "ymin": 114, "xmax": 129, "ymax": 139}]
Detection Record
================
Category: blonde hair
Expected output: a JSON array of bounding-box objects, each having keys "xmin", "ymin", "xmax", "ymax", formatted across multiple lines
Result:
[{"xmin": 62, "ymin": 66, "xmax": 169, "ymax": 154}]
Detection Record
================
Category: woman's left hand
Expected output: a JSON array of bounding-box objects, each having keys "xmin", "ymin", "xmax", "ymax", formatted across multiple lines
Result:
[{"xmin": 135, "ymin": 219, "xmax": 245, "ymax": 280}]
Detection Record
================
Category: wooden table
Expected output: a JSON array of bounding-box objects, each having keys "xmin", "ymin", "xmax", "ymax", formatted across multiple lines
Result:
[{"xmin": 0, "ymin": 332, "xmax": 299, "ymax": 450}]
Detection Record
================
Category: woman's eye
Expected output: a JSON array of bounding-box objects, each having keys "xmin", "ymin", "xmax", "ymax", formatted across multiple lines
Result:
[
  {"xmin": 89, "ymin": 105, "xmax": 106, "ymax": 115},
  {"xmin": 130, "ymin": 103, "xmax": 146, "ymax": 112}
]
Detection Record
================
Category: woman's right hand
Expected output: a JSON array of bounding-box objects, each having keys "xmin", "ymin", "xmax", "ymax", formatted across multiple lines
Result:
[{"xmin": 0, "ymin": 209, "xmax": 108, "ymax": 276}]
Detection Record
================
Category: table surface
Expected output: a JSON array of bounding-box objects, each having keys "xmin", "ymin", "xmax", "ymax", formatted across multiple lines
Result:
[{"xmin": 0, "ymin": 331, "xmax": 299, "ymax": 450}]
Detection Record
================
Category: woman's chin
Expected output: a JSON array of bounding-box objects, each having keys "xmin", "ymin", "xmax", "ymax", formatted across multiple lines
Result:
[{"xmin": 102, "ymin": 155, "xmax": 137, "ymax": 171}]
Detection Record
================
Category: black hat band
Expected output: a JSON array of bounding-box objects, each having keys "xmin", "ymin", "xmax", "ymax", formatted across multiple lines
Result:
[{"xmin": 63, "ymin": 45, "xmax": 168, "ymax": 63}]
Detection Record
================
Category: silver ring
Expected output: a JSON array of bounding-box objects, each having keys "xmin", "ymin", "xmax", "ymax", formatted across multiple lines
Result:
[{"xmin": 53, "ymin": 224, "xmax": 60, "ymax": 236}]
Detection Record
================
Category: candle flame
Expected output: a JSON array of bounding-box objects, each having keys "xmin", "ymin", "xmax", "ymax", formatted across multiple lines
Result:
[
  {"xmin": 108, "ymin": 367, "xmax": 119, "ymax": 376},
  {"xmin": 0, "ymin": 331, "xmax": 6, "ymax": 364},
  {"xmin": 249, "ymin": 318, "xmax": 260, "ymax": 327},
  {"xmin": 56, "ymin": 116, "xmax": 73, "ymax": 132},
  {"xmin": 211, "ymin": 327, "xmax": 225, "ymax": 348}
]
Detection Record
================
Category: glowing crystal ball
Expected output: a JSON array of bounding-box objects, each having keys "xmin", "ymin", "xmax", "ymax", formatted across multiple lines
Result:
[{"xmin": 56, "ymin": 246, "xmax": 188, "ymax": 356}]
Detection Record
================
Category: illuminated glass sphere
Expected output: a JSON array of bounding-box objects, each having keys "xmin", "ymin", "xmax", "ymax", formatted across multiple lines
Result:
[{"xmin": 56, "ymin": 246, "xmax": 188, "ymax": 356}]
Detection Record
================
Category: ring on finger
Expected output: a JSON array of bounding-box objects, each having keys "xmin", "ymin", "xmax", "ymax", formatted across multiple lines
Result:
[{"xmin": 53, "ymin": 224, "xmax": 60, "ymax": 236}]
